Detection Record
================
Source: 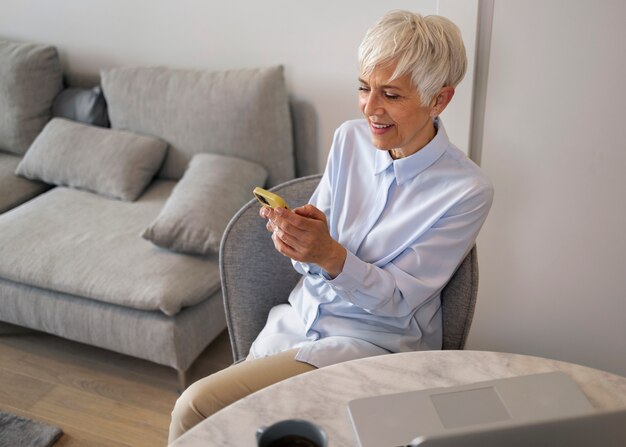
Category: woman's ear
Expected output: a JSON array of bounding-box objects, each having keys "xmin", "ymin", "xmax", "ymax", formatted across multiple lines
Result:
[{"xmin": 430, "ymin": 86, "xmax": 455, "ymax": 117}]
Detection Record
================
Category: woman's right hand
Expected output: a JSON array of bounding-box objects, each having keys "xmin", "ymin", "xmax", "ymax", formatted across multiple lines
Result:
[{"xmin": 259, "ymin": 205, "xmax": 347, "ymax": 278}]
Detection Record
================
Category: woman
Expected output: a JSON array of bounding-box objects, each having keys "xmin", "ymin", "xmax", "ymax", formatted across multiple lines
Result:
[{"xmin": 169, "ymin": 10, "xmax": 493, "ymax": 442}]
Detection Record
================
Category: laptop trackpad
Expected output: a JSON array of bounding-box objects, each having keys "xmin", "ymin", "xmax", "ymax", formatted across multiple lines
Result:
[{"xmin": 431, "ymin": 387, "xmax": 511, "ymax": 429}]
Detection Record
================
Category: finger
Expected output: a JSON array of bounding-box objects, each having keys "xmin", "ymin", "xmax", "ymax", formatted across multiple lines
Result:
[
  {"xmin": 273, "ymin": 226, "xmax": 291, "ymax": 246},
  {"xmin": 272, "ymin": 207, "xmax": 308, "ymax": 231},
  {"xmin": 273, "ymin": 225, "xmax": 308, "ymax": 256},
  {"xmin": 294, "ymin": 204, "xmax": 326, "ymax": 222},
  {"xmin": 271, "ymin": 209, "xmax": 310, "ymax": 239},
  {"xmin": 272, "ymin": 231, "xmax": 303, "ymax": 260},
  {"xmin": 275, "ymin": 208, "xmax": 326, "ymax": 240},
  {"xmin": 275, "ymin": 212, "xmax": 331, "ymax": 254},
  {"xmin": 272, "ymin": 231, "xmax": 297, "ymax": 257},
  {"xmin": 275, "ymin": 227, "xmax": 320, "ymax": 261},
  {"xmin": 259, "ymin": 206, "xmax": 273, "ymax": 219}
]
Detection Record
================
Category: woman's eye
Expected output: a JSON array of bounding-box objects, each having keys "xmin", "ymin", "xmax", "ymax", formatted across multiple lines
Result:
[
  {"xmin": 384, "ymin": 93, "xmax": 400, "ymax": 100},
  {"xmin": 358, "ymin": 86, "xmax": 370, "ymax": 92}
]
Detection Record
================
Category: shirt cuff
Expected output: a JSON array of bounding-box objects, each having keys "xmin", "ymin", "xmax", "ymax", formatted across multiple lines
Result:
[
  {"xmin": 325, "ymin": 250, "xmax": 368, "ymax": 292},
  {"xmin": 293, "ymin": 260, "xmax": 323, "ymax": 277}
]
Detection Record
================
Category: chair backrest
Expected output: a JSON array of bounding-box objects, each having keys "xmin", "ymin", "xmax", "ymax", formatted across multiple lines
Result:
[
  {"xmin": 220, "ymin": 174, "xmax": 478, "ymax": 361},
  {"xmin": 220, "ymin": 175, "xmax": 322, "ymax": 362},
  {"xmin": 441, "ymin": 245, "xmax": 478, "ymax": 350}
]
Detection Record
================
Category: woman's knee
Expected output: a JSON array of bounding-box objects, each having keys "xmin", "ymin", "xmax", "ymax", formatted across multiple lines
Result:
[
  {"xmin": 169, "ymin": 379, "xmax": 212, "ymax": 442},
  {"xmin": 168, "ymin": 350, "xmax": 316, "ymax": 442},
  {"xmin": 169, "ymin": 364, "xmax": 251, "ymax": 441}
]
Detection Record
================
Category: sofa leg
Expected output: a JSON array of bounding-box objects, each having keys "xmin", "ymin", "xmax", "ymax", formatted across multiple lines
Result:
[{"xmin": 177, "ymin": 369, "xmax": 188, "ymax": 394}]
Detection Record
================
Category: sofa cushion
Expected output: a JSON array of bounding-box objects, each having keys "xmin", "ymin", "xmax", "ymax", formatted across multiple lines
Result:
[
  {"xmin": 0, "ymin": 181, "xmax": 221, "ymax": 316},
  {"xmin": 0, "ymin": 40, "xmax": 63, "ymax": 155},
  {"xmin": 52, "ymin": 86, "xmax": 110, "ymax": 127},
  {"xmin": 100, "ymin": 65, "xmax": 294, "ymax": 186},
  {"xmin": 142, "ymin": 153, "xmax": 267, "ymax": 255},
  {"xmin": 15, "ymin": 118, "xmax": 168, "ymax": 201},
  {"xmin": 0, "ymin": 152, "xmax": 52, "ymax": 213}
]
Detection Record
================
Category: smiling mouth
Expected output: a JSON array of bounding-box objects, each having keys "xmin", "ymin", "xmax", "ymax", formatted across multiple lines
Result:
[{"xmin": 371, "ymin": 122, "xmax": 393, "ymax": 129}]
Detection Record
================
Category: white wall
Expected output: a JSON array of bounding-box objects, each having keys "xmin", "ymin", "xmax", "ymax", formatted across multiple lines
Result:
[
  {"xmin": 1, "ymin": 0, "xmax": 477, "ymax": 167},
  {"xmin": 467, "ymin": 0, "xmax": 626, "ymax": 376},
  {"xmin": 437, "ymin": 0, "xmax": 478, "ymax": 153}
]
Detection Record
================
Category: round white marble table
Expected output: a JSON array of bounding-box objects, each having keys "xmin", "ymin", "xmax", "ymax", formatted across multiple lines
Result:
[{"xmin": 171, "ymin": 350, "xmax": 626, "ymax": 446}]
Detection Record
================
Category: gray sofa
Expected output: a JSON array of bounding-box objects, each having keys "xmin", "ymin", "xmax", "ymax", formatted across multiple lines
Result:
[{"xmin": 0, "ymin": 39, "xmax": 318, "ymax": 389}]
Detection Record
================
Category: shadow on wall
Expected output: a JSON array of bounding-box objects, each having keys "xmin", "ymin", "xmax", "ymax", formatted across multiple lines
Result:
[{"xmin": 290, "ymin": 98, "xmax": 320, "ymax": 177}]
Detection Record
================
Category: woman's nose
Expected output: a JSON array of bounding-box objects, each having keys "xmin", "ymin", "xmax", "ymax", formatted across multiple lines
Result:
[{"xmin": 363, "ymin": 93, "xmax": 384, "ymax": 117}]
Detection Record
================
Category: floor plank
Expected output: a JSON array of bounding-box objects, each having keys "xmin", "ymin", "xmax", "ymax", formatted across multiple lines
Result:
[
  {"xmin": 1, "ymin": 402, "xmax": 127, "ymax": 447},
  {"xmin": 30, "ymin": 386, "xmax": 169, "ymax": 446},
  {"xmin": 0, "ymin": 328, "xmax": 233, "ymax": 446},
  {"xmin": 0, "ymin": 341, "xmax": 178, "ymax": 414},
  {"xmin": 0, "ymin": 368, "xmax": 55, "ymax": 410}
]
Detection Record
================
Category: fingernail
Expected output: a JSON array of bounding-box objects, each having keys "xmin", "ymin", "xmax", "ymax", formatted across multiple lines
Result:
[{"xmin": 275, "ymin": 207, "xmax": 284, "ymax": 215}]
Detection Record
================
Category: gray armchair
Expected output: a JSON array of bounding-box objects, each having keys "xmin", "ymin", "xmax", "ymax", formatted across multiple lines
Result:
[{"xmin": 219, "ymin": 174, "xmax": 478, "ymax": 363}]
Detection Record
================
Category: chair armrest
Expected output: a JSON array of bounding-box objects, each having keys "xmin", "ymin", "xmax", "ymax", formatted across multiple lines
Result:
[{"xmin": 220, "ymin": 174, "xmax": 322, "ymax": 362}]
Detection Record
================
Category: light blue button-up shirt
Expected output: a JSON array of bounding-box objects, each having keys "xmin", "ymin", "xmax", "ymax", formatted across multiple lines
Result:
[{"xmin": 249, "ymin": 118, "xmax": 493, "ymax": 368}]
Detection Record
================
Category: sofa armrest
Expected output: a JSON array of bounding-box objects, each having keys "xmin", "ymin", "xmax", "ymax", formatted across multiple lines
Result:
[{"xmin": 220, "ymin": 174, "xmax": 322, "ymax": 362}]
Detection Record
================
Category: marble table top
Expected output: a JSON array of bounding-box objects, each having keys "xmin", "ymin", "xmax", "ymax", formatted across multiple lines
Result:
[{"xmin": 172, "ymin": 350, "xmax": 626, "ymax": 446}]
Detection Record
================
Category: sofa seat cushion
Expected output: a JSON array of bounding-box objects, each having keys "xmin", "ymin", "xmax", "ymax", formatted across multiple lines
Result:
[
  {"xmin": 0, "ymin": 152, "xmax": 52, "ymax": 213},
  {"xmin": 0, "ymin": 181, "xmax": 221, "ymax": 316}
]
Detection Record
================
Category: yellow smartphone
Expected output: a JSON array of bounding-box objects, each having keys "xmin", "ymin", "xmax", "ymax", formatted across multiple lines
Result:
[{"xmin": 253, "ymin": 187, "xmax": 289, "ymax": 209}]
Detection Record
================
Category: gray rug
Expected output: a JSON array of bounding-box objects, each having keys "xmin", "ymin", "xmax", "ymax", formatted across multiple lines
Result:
[{"xmin": 0, "ymin": 411, "xmax": 63, "ymax": 447}]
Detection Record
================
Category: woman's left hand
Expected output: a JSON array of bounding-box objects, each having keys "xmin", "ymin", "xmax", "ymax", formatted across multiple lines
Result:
[{"xmin": 262, "ymin": 204, "xmax": 347, "ymax": 278}]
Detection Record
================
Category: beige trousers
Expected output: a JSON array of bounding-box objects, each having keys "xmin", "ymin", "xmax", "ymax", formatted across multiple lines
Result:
[{"xmin": 168, "ymin": 348, "xmax": 316, "ymax": 444}]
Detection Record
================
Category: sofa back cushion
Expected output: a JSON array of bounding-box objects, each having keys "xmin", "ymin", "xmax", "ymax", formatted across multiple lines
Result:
[
  {"xmin": 52, "ymin": 86, "xmax": 110, "ymax": 128},
  {"xmin": 101, "ymin": 65, "xmax": 295, "ymax": 186},
  {"xmin": 141, "ymin": 153, "xmax": 268, "ymax": 255},
  {"xmin": 0, "ymin": 40, "xmax": 63, "ymax": 155}
]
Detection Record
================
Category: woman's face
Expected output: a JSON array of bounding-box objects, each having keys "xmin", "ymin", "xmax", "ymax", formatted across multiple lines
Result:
[{"xmin": 358, "ymin": 64, "xmax": 437, "ymax": 159}]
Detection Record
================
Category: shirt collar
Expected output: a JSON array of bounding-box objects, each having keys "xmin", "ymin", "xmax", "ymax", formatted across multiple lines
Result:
[{"xmin": 374, "ymin": 117, "xmax": 449, "ymax": 185}]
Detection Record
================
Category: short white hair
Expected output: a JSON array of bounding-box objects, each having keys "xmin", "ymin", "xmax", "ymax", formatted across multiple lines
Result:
[{"xmin": 358, "ymin": 10, "xmax": 467, "ymax": 106}]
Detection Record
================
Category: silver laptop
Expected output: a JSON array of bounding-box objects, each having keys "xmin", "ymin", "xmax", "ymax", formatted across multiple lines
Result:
[
  {"xmin": 410, "ymin": 407, "xmax": 626, "ymax": 447},
  {"xmin": 347, "ymin": 371, "xmax": 599, "ymax": 447}
]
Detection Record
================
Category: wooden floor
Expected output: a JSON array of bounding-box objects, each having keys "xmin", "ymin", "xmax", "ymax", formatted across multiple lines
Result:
[{"xmin": 0, "ymin": 326, "xmax": 233, "ymax": 446}]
